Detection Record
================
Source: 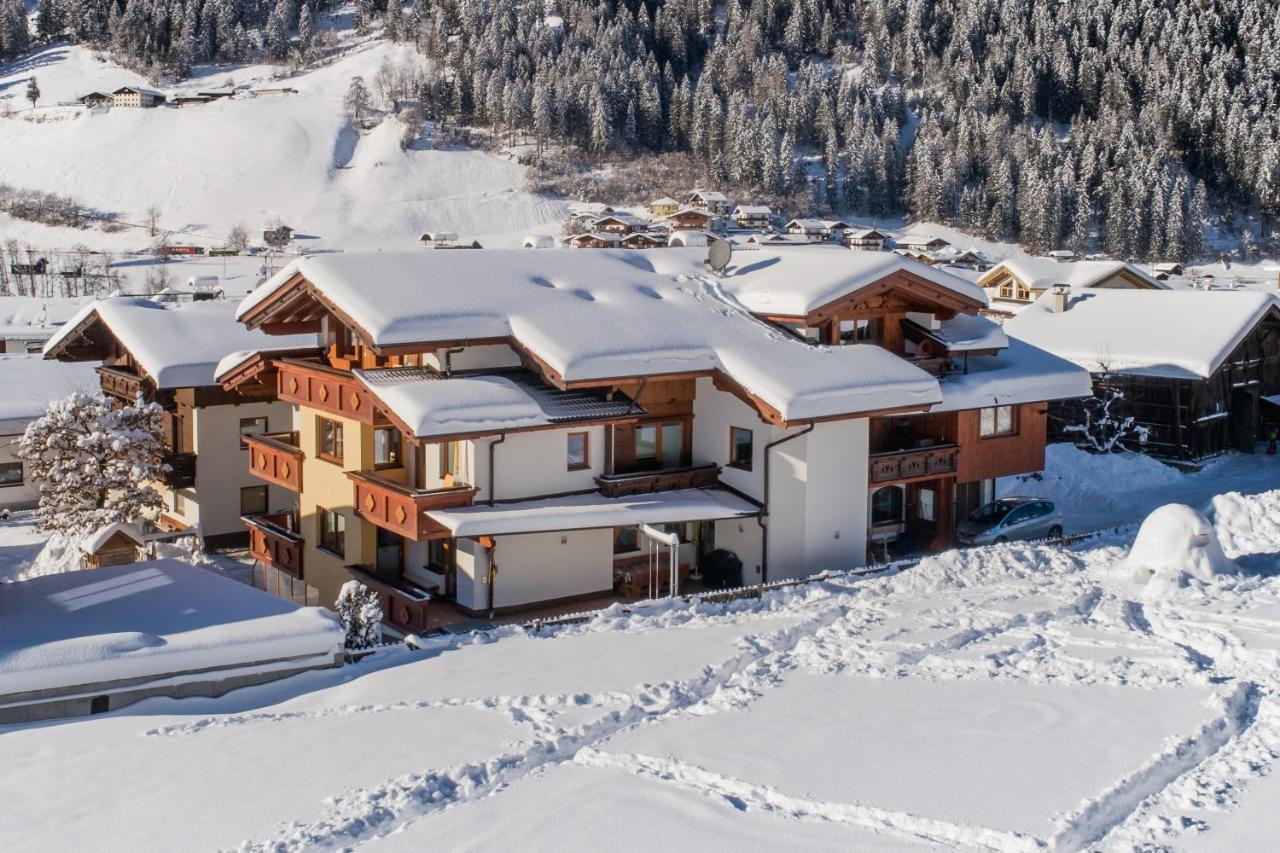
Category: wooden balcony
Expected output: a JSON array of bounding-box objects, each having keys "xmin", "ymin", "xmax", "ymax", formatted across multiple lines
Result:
[
  {"xmin": 276, "ymin": 359, "xmax": 380, "ymax": 424},
  {"xmin": 161, "ymin": 452, "xmax": 197, "ymax": 489},
  {"xmin": 245, "ymin": 432, "xmax": 303, "ymax": 492},
  {"xmin": 97, "ymin": 365, "xmax": 146, "ymax": 402},
  {"xmin": 349, "ymin": 471, "xmax": 476, "ymax": 541},
  {"xmin": 346, "ymin": 564, "xmax": 433, "ymax": 635},
  {"xmin": 869, "ymin": 445, "xmax": 959, "ymax": 485},
  {"xmin": 596, "ymin": 462, "xmax": 721, "ymax": 497},
  {"xmin": 243, "ymin": 512, "xmax": 304, "ymax": 577}
]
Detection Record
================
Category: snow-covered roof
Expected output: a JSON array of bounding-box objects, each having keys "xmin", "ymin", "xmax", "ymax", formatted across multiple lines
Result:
[
  {"xmin": 744, "ymin": 233, "xmax": 810, "ymax": 245},
  {"xmin": 733, "ymin": 205, "xmax": 772, "ymax": 215},
  {"xmin": 690, "ymin": 191, "xmax": 728, "ymax": 202},
  {"xmin": 649, "ymin": 197, "xmax": 678, "ymax": 207},
  {"xmin": 663, "ymin": 208, "xmax": 716, "ymax": 221},
  {"xmin": 786, "ymin": 218, "xmax": 826, "ymax": 230},
  {"xmin": 981, "ymin": 257, "xmax": 1166, "ymax": 292},
  {"xmin": 522, "ymin": 234, "xmax": 556, "ymax": 249},
  {"xmin": 0, "ymin": 355, "xmax": 99, "ymax": 434},
  {"xmin": 79, "ymin": 522, "xmax": 145, "ymax": 554},
  {"xmin": 931, "ymin": 337, "xmax": 1094, "ymax": 412},
  {"xmin": 113, "ymin": 86, "xmax": 164, "ymax": 97},
  {"xmin": 426, "ymin": 487, "xmax": 760, "ymax": 537},
  {"xmin": 896, "ymin": 234, "xmax": 949, "ymax": 248},
  {"xmin": 46, "ymin": 296, "xmax": 314, "ymax": 389},
  {"xmin": 354, "ymin": 367, "xmax": 641, "ymax": 439},
  {"xmin": 0, "ymin": 560, "xmax": 342, "ymax": 696},
  {"xmin": 645, "ymin": 244, "xmax": 988, "ymax": 317},
  {"xmin": 0, "ymin": 296, "xmax": 88, "ymax": 340},
  {"xmin": 915, "ymin": 313, "xmax": 1009, "ymax": 353},
  {"xmin": 240, "ymin": 250, "xmax": 944, "ymax": 422},
  {"xmin": 1005, "ymin": 289, "xmax": 1279, "ymax": 380},
  {"xmin": 847, "ymin": 228, "xmax": 889, "ymax": 239}
]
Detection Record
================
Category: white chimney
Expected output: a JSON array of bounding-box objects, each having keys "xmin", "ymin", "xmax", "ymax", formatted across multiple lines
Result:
[{"xmin": 1051, "ymin": 285, "xmax": 1071, "ymax": 313}]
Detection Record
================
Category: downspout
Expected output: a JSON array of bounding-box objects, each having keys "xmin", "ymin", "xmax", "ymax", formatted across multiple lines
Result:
[
  {"xmin": 486, "ymin": 541, "xmax": 497, "ymax": 619},
  {"xmin": 487, "ymin": 432, "xmax": 506, "ymax": 506},
  {"xmin": 756, "ymin": 421, "xmax": 815, "ymax": 583},
  {"xmin": 442, "ymin": 338, "xmax": 468, "ymax": 377}
]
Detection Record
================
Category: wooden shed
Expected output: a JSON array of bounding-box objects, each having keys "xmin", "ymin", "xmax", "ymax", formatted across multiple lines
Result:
[{"xmin": 80, "ymin": 523, "xmax": 146, "ymax": 569}]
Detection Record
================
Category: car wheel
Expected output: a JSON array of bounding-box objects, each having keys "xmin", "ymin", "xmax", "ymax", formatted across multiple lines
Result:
[
  {"xmin": 1048, "ymin": 525, "xmax": 1063, "ymax": 540},
  {"xmin": 994, "ymin": 536, "xmax": 1009, "ymax": 545}
]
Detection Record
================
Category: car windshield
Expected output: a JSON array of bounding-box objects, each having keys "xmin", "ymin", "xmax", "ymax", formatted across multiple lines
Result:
[{"xmin": 968, "ymin": 500, "xmax": 1020, "ymax": 525}]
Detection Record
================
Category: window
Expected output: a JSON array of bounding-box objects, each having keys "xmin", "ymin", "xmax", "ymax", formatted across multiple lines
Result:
[
  {"xmin": 0, "ymin": 461, "xmax": 22, "ymax": 487},
  {"xmin": 613, "ymin": 526, "xmax": 639, "ymax": 554},
  {"xmin": 729, "ymin": 427, "xmax": 753, "ymax": 470},
  {"xmin": 239, "ymin": 416, "xmax": 268, "ymax": 449},
  {"xmin": 635, "ymin": 425, "xmax": 658, "ymax": 461},
  {"xmin": 567, "ymin": 431, "xmax": 589, "ymax": 471},
  {"xmin": 317, "ymin": 417, "xmax": 344, "ymax": 463},
  {"xmin": 979, "ymin": 405, "xmax": 1016, "ymax": 437},
  {"xmin": 634, "ymin": 422, "xmax": 684, "ymax": 468},
  {"xmin": 23, "ymin": 340, "xmax": 42, "ymax": 354},
  {"xmin": 428, "ymin": 538, "xmax": 453, "ymax": 571},
  {"xmin": 318, "ymin": 507, "xmax": 346, "ymax": 557},
  {"xmin": 173, "ymin": 490, "xmax": 188, "ymax": 516},
  {"xmin": 840, "ymin": 319, "xmax": 876, "ymax": 343},
  {"xmin": 240, "ymin": 485, "xmax": 268, "ymax": 516},
  {"xmin": 440, "ymin": 441, "xmax": 462, "ymax": 481},
  {"xmin": 870, "ymin": 486, "xmax": 904, "ymax": 526},
  {"xmin": 918, "ymin": 488, "xmax": 935, "ymax": 522},
  {"xmin": 374, "ymin": 427, "xmax": 401, "ymax": 468}
]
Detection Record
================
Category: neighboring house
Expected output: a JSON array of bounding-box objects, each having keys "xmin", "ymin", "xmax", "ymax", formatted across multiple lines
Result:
[
  {"xmin": 744, "ymin": 232, "xmax": 810, "ymax": 247},
  {"xmin": 42, "ymin": 297, "xmax": 314, "ymax": 543},
  {"xmin": 895, "ymin": 235, "xmax": 950, "ymax": 254},
  {"xmin": 173, "ymin": 94, "xmax": 211, "ymax": 107},
  {"xmin": 845, "ymin": 228, "xmax": 890, "ymax": 251},
  {"xmin": 263, "ymin": 224, "xmax": 295, "ymax": 245},
  {"xmin": 978, "ymin": 257, "xmax": 1166, "ymax": 314},
  {"xmin": 1007, "ymin": 289, "xmax": 1280, "ymax": 460},
  {"xmin": 786, "ymin": 219, "xmax": 849, "ymax": 242},
  {"xmin": 687, "ymin": 190, "xmax": 731, "ymax": 215},
  {"xmin": 0, "ymin": 297, "xmax": 87, "ymax": 354},
  {"xmin": 78, "ymin": 92, "xmax": 113, "ymax": 108},
  {"xmin": 731, "ymin": 206, "xmax": 772, "ymax": 229},
  {"xmin": 111, "ymin": 86, "xmax": 165, "ymax": 108},
  {"xmin": 1047, "ymin": 250, "xmax": 1077, "ymax": 262},
  {"xmin": 0, "ymin": 356, "xmax": 99, "ymax": 511},
  {"xmin": 591, "ymin": 215, "xmax": 638, "ymax": 235},
  {"xmin": 662, "ymin": 208, "xmax": 718, "ymax": 232},
  {"xmin": 622, "ymin": 232, "xmax": 665, "ymax": 249},
  {"xmin": 566, "ymin": 232, "xmax": 623, "ymax": 249},
  {"xmin": 649, "ymin": 197, "xmax": 680, "ymax": 217},
  {"xmin": 522, "ymin": 234, "xmax": 556, "ymax": 249},
  {"xmin": 1153, "ymin": 262, "xmax": 1186, "ymax": 279},
  {"xmin": 222, "ymin": 248, "xmax": 1088, "ymax": 631}
]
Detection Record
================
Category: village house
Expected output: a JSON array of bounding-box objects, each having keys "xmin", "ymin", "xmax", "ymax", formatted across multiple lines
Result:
[
  {"xmin": 1153, "ymin": 262, "xmax": 1186, "ymax": 279},
  {"xmin": 687, "ymin": 190, "xmax": 731, "ymax": 215},
  {"xmin": 173, "ymin": 94, "xmax": 212, "ymax": 107},
  {"xmin": 42, "ymin": 297, "xmax": 313, "ymax": 544},
  {"xmin": 0, "ymin": 356, "xmax": 99, "ymax": 512},
  {"xmin": 1006, "ymin": 288, "xmax": 1280, "ymax": 460},
  {"xmin": 786, "ymin": 219, "xmax": 850, "ymax": 243},
  {"xmin": 895, "ymin": 235, "xmax": 951, "ymax": 254},
  {"xmin": 979, "ymin": 257, "xmax": 1167, "ymax": 315},
  {"xmin": 77, "ymin": 91, "xmax": 113, "ymax": 108},
  {"xmin": 1047, "ymin": 250, "xmax": 1077, "ymax": 262},
  {"xmin": 219, "ymin": 248, "xmax": 1088, "ymax": 632},
  {"xmin": 845, "ymin": 228, "xmax": 890, "ymax": 251},
  {"xmin": 731, "ymin": 206, "xmax": 773, "ymax": 230},
  {"xmin": 590, "ymin": 215, "xmax": 639, "ymax": 235},
  {"xmin": 648, "ymin": 197, "xmax": 680, "ymax": 217},
  {"xmin": 744, "ymin": 233, "xmax": 810, "ymax": 247},
  {"xmin": 566, "ymin": 232, "xmax": 623, "ymax": 249},
  {"xmin": 621, "ymin": 232, "xmax": 665, "ymax": 249},
  {"xmin": 522, "ymin": 234, "xmax": 556, "ymax": 249},
  {"xmin": 110, "ymin": 86, "xmax": 165, "ymax": 108},
  {"xmin": 662, "ymin": 207, "xmax": 718, "ymax": 232}
]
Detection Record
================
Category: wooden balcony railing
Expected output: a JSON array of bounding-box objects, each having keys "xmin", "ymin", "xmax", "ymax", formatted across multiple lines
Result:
[
  {"xmin": 161, "ymin": 452, "xmax": 197, "ymax": 489},
  {"xmin": 243, "ymin": 512, "xmax": 304, "ymax": 577},
  {"xmin": 349, "ymin": 471, "xmax": 476, "ymax": 541},
  {"xmin": 596, "ymin": 462, "xmax": 721, "ymax": 497},
  {"xmin": 97, "ymin": 365, "xmax": 146, "ymax": 402},
  {"xmin": 346, "ymin": 564, "xmax": 433, "ymax": 635},
  {"xmin": 276, "ymin": 359, "xmax": 380, "ymax": 424},
  {"xmin": 869, "ymin": 445, "xmax": 959, "ymax": 484},
  {"xmin": 245, "ymin": 432, "xmax": 303, "ymax": 492}
]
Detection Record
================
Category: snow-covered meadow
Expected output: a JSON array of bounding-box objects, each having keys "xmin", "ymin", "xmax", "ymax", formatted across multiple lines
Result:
[{"xmin": 3, "ymin": 467, "xmax": 1280, "ymax": 851}]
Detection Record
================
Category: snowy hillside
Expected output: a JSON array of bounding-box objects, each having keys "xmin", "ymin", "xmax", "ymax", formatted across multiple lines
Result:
[
  {"xmin": 0, "ymin": 41, "xmax": 565, "ymax": 251},
  {"xmin": 4, "ymin": 481, "xmax": 1280, "ymax": 851}
]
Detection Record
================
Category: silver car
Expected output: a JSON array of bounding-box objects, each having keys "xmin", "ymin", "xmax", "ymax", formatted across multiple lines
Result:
[{"xmin": 955, "ymin": 497, "xmax": 1064, "ymax": 546}]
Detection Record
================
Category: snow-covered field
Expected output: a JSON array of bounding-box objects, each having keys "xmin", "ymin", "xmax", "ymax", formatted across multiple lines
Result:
[{"xmin": 2, "ymin": 450, "xmax": 1280, "ymax": 851}]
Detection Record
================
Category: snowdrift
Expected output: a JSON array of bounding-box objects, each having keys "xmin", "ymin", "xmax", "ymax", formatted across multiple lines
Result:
[{"xmin": 1123, "ymin": 504, "xmax": 1238, "ymax": 597}]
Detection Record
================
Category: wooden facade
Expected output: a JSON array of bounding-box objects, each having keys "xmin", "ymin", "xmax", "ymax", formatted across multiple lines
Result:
[
  {"xmin": 244, "ymin": 512, "xmax": 304, "ymax": 577},
  {"xmin": 276, "ymin": 359, "xmax": 383, "ymax": 424},
  {"xmin": 245, "ymin": 431, "xmax": 304, "ymax": 492},
  {"xmin": 348, "ymin": 471, "xmax": 476, "ymax": 541}
]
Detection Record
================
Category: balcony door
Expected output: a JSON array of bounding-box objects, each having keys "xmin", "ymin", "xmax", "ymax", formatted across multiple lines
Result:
[{"xmin": 375, "ymin": 527, "xmax": 402, "ymax": 580}]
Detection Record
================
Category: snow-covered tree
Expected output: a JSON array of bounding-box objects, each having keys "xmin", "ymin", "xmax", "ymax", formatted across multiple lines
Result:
[
  {"xmin": 336, "ymin": 581, "xmax": 383, "ymax": 650},
  {"xmin": 1059, "ymin": 372, "xmax": 1149, "ymax": 454},
  {"xmin": 344, "ymin": 76, "xmax": 372, "ymax": 125},
  {"xmin": 18, "ymin": 392, "xmax": 169, "ymax": 536},
  {"xmin": 25, "ymin": 77, "xmax": 39, "ymax": 108}
]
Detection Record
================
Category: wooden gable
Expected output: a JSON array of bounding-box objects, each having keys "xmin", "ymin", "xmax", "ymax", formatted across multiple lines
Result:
[{"xmin": 804, "ymin": 270, "xmax": 984, "ymax": 325}]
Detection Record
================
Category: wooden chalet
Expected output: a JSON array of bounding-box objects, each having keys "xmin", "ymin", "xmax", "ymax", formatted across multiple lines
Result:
[
  {"xmin": 687, "ymin": 190, "xmax": 731, "ymax": 215},
  {"xmin": 731, "ymin": 206, "xmax": 772, "ymax": 229},
  {"xmin": 845, "ymin": 228, "xmax": 889, "ymax": 251},
  {"xmin": 663, "ymin": 208, "xmax": 718, "ymax": 232}
]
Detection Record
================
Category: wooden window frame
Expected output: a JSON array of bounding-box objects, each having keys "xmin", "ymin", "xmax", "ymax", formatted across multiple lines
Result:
[
  {"xmin": 0, "ymin": 461, "xmax": 23, "ymax": 487},
  {"xmin": 979, "ymin": 405, "xmax": 1017, "ymax": 439},
  {"xmin": 317, "ymin": 416, "xmax": 344, "ymax": 464},
  {"xmin": 634, "ymin": 420, "xmax": 686, "ymax": 469},
  {"xmin": 439, "ymin": 440, "xmax": 463, "ymax": 485},
  {"xmin": 728, "ymin": 426, "xmax": 754, "ymax": 471},
  {"xmin": 317, "ymin": 506, "xmax": 346, "ymax": 558},
  {"xmin": 373, "ymin": 426, "xmax": 402, "ymax": 470},
  {"xmin": 566, "ymin": 431, "xmax": 590, "ymax": 471},
  {"xmin": 613, "ymin": 526, "xmax": 639, "ymax": 554},
  {"xmin": 239, "ymin": 416, "xmax": 268, "ymax": 449}
]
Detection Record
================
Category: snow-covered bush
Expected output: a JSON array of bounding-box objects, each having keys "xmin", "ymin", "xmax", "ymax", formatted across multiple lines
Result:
[
  {"xmin": 1060, "ymin": 376, "xmax": 1148, "ymax": 454},
  {"xmin": 336, "ymin": 581, "xmax": 383, "ymax": 650},
  {"xmin": 1123, "ymin": 504, "xmax": 1238, "ymax": 597},
  {"xmin": 18, "ymin": 392, "xmax": 168, "ymax": 536}
]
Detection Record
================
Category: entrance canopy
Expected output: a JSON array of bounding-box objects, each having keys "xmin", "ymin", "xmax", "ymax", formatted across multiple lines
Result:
[{"xmin": 425, "ymin": 488, "xmax": 760, "ymax": 538}]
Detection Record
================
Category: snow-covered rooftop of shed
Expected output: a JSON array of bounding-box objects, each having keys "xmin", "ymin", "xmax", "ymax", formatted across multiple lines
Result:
[
  {"xmin": 79, "ymin": 522, "xmax": 145, "ymax": 554},
  {"xmin": 426, "ymin": 488, "xmax": 759, "ymax": 538},
  {"xmin": 929, "ymin": 314, "xmax": 1009, "ymax": 353},
  {"xmin": 0, "ymin": 296, "xmax": 89, "ymax": 339},
  {"xmin": 984, "ymin": 257, "xmax": 1166, "ymax": 292},
  {"xmin": 645, "ymin": 245, "xmax": 988, "ymax": 317},
  {"xmin": 0, "ymin": 355, "xmax": 99, "ymax": 434},
  {"xmin": 46, "ymin": 296, "xmax": 313, "ymax": 389},
  {"xmin": 1005, "ymin": 289, "xmax": 1278, "ymax": 380},
  {"xmin": 354, "ymin": 367, "xmax": 641, "ymax": 439},
  {"xmin": 241, "ymin": 250, "xmax": 944, "ymax": 422},
  {"xmin": 931, "ymin": 337, "xmax": 1093, "ymax": 412}
]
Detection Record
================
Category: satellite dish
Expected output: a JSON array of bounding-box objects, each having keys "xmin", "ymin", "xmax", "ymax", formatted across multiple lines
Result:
[{"xmin": 706, "ymin": 238, "xmax": 732, "ymax": 274}]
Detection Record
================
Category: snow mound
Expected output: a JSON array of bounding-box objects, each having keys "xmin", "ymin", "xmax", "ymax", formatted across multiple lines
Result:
[
  {"xmin": 1208, "ymin": 489, "xmax": 1280, "ymax": 559},
  {"xmin": 1002, "ymin": 444, "xmax": 1184, "ymax": 516},
  {"xmin": 1123, "ymin": 504, "xmax": 1238, "ymax": 597},
  {"xmin": 22, "ymin": 533, "xmax": 83, "ymax": 581}
]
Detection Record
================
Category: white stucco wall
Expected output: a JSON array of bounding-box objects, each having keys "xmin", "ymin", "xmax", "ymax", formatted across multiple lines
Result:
[
  {"xmin": 0, "ymin": 431, "xmax": 37, "ymax": 511},
  {"xmin": 477, "ymin": 426, "xmax": 606, "ymax": 501},
  {"xmin": 423, "ymin": 344, "xmax": 522, "ymax": 373},
  {"xmin": 692, "ymin": 377, "xmax": 765, "ymax": 499},
  {"xmin": 193, "ymin": 401, "xmax": 300, "ymax": 537},
  {"xmin": 451, "ymin": 529, "xmax": 613, "ymax": 612}
]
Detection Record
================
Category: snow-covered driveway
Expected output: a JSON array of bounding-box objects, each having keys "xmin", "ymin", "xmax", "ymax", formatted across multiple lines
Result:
[{"xmin": 4, "ymin": 492, "xmax": 1280, "ymax": 851}]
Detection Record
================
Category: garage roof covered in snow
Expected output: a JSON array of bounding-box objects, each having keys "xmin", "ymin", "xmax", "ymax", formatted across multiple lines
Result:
[{"xmin": 238, "ymin": 250, "xmax": 944, "ymax": 424}]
